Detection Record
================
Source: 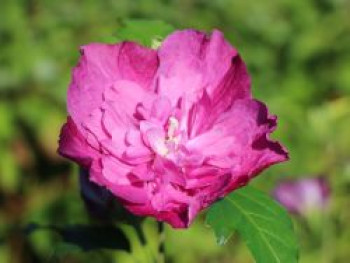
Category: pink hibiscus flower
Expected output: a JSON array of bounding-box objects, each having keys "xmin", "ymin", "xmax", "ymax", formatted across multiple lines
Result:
[{"xmin": 58, "ymin": 29, "xmax": 288, "ymax": 228}]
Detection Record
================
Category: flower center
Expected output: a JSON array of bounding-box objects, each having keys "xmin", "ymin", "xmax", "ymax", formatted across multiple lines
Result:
[
  {"xmin": 154, "ymin": 116, "xmax": 181, "ymax": 157},
  {"xmin": 166, "ymin": 116, "xmax": 179, "ymax": 142}
]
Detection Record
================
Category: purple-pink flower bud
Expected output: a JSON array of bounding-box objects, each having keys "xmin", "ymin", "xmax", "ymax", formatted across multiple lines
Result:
[{"xmin": 273, "ymin": 177, "xmax": 330, "ymax": 215}]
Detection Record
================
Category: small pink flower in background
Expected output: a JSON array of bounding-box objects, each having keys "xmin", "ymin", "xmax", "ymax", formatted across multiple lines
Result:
[
  {"xmin": 273, "ymin": 177, "xmax": 330, "ymax": 215},
  {"xmin": 58, "ymin": 29, "xmax": 288, "ymax": 228}
]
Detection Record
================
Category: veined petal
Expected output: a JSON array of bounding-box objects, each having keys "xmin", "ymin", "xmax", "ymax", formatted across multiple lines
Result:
[
  {"xmin": 102, "ymin": 156, "xmax": 133, "ymax": 185},
  {"xmin": 150, "ymin": 96, "xmax": 172, "ymax": 124},
  {"xmin": 68, "ymin": 42, "xmax": 158, "ymax": 133},
  {"xmin": 58, "ymin": 117, "xmax": 97, "ymax": 168}
]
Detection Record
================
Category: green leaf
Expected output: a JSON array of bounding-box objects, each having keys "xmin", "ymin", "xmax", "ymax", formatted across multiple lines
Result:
[
  {"xmin": 115, "ymin": 19, "xmax": 175, "ymax": 47},
  {"xmin": 206, "ymin": 186, "xmax": 298, "ymax": 263}
]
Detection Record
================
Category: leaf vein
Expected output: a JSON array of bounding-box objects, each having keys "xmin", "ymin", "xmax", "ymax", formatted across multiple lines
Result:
[{"xmin": 226, "ymin": 196, "xmax": 282, "ymax": 263}]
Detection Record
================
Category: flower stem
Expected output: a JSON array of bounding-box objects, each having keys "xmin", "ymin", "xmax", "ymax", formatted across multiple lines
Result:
[{"xmin": 157, "ymin": 221, "xmax": 165, "ymax": 263}]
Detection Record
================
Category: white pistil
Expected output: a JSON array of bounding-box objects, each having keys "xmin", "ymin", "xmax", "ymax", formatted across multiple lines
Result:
[
  {"xmin": 154, "ymin": 139, "xmax": 169, "ymax": 156},
  {"xmin": 167, "ymin": 116, "xmax": 179, "ymax": 139},
  {"xmin": 152, "ymin": 117, "xmax": 180, "ymax": 157}
]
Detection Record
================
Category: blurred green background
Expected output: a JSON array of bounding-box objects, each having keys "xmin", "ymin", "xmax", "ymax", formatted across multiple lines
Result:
[{"xmin": 1, "ymin": 0, "xmax": 350, "ymax": 262}]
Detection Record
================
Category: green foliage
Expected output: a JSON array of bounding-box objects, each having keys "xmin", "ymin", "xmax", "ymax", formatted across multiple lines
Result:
[
  {"xmin": 207, "ymin": 186, "xmax": 298, "ymax": 263},
  {"xmin": 114, "ymin": 19, "xmax": 175, "ymax": 47}
]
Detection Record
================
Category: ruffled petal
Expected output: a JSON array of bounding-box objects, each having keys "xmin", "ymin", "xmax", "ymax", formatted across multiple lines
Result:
[
  {"xmin": 156, "ymin": 30, "xmax": 249, "ymax": 108},
  {"xmin": 68, "ymin": 42, "xmax": 158, "ymax": 132},
  {"xmin": 58, "ymin": 117, "xmax": 97, "ymax": 168}
]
